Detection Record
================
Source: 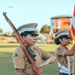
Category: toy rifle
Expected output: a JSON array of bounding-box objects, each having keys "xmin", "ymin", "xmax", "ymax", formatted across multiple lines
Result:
[{"xmin": 3, "ymin": 12, "xmax": 42, "ymax": 75}]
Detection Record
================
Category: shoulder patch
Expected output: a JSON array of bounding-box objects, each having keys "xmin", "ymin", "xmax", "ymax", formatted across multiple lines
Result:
[
  {"xmin": 57, "ymin": 48, "xmax": 61, "ymax": 51},
  {"xmin": 14, "ymin": 53, "xmax": 18, "ymax": 57}
]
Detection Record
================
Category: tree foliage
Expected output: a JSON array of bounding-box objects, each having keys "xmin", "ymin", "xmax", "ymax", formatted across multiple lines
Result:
[
  {"xmin": 40, "ymin": 24, "xmax": 50, "ymax": 33},
  {"xmin": 0, "ymin": 28, "xmax": 3, "ymax": 33}
]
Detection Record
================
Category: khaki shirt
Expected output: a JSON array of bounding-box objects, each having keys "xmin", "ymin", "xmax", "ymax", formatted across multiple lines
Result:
[
  {"xmin": 12, "ymin": 46, "xmax": 52, "ymax": 75},
  {"xmin": 55, "ymin": 46, "xmax": 73, "ymax": 73}
]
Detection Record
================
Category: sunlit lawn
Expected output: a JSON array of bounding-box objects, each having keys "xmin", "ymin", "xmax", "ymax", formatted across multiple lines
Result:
[{"xmin": 0, "ymin": 43, "xmax": 75, "ymax": 75}]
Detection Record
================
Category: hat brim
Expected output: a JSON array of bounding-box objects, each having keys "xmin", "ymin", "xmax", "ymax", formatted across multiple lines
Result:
[{"xmin": 58, "ymin": 35, "xmax": 71, "ymax": 39}]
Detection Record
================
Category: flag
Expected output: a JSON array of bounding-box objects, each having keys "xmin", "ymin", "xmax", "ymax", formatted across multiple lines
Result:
[
  {"xmin": 71, "ymin": 6, "xmax": 75, "ymax": 41},
  {"xmin": 70, "ymin": 6, "xmax": 75, "ymax": 75}
]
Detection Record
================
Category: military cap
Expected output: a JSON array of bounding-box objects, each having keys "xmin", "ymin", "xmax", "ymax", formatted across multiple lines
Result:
[
  {"xmin": 54, "ymin": 29, "xmax": 71, "ymax": 38},
  {"xmin": 17, "ymin": 23, "xmax": 38, "ymax": 36}
]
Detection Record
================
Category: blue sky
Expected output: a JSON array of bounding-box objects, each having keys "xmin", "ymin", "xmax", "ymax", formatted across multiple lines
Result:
[{"xmin": 0, "ymin": 0, "xmax": 75, "ymax": 33}]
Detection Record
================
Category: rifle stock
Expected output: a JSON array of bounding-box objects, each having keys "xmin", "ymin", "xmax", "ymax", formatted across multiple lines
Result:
[{"xmin": 3, "ymin": 12, "xmax": 42, "ymax": 75}]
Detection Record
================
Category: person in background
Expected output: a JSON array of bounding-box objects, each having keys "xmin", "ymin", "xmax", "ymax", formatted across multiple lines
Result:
[
  {"xmin": 12, "ymin": 23, "xmax": 56, "ymax": 75},
  {"xmin": 54, "ymin": 29, "xmax": 75, "ymax": 75}
]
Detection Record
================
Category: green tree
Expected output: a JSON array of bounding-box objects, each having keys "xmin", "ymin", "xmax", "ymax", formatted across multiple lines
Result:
[
  {"xmin": 0, "ymin": 28, "xmax": 3, "ymax": 33},
  {"xmin": 40, "ymin": 24, "xmax": 50, "ymax": 34}
]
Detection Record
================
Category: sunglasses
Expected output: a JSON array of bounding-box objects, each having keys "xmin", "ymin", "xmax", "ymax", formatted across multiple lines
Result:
[{"xmin": 31, "ymin": 34, "xmax": 38, "ymax": 36}]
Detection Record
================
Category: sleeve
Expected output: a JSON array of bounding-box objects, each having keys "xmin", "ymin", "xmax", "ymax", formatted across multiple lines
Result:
[
  {"xmin": 55, "ymin": 48, "xmax": 66, "ymax": 56},
  {"xmin": 35, "ymin": 46, "xmax": 54, "ymax": 60},
  {"xmin": 12, "ymin": 47, "xmax": 25, "ymax": 69}
]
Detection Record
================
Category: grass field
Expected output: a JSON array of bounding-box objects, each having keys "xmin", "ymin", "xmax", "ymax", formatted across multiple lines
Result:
[{"xmin": 0, "ymin": 43, "xmax": 75, "ymax": 75}]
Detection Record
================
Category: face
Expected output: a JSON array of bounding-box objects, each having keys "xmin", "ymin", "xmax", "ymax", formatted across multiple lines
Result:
[
  {"xmin": 23, "ymin": 34, "xmax": 38, "ymax": 46},
  {"xmin": 59, "ymin": 38, "xmax": 70, "ymax": 46}
]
